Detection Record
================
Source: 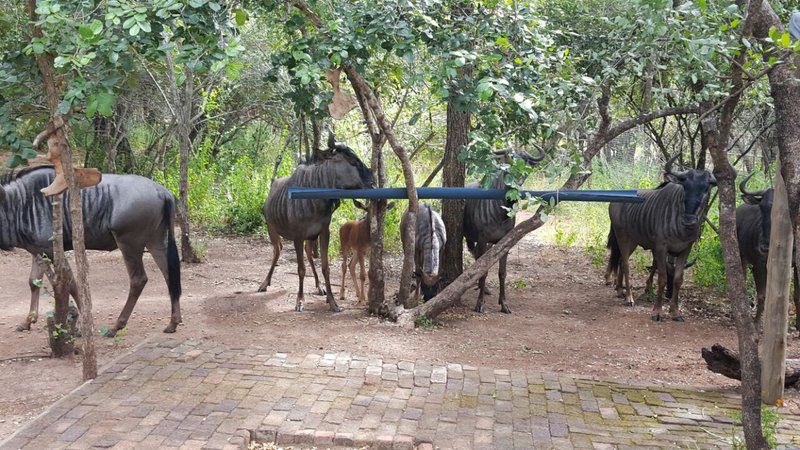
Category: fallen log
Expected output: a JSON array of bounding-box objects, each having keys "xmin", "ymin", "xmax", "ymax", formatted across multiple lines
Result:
[{"xmin": 701, "ymin": 344, "xmax": 800, "ymax": 388}]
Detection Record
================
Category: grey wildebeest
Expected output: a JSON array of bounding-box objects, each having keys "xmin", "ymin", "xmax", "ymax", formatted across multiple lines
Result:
[
  {"xmin": 0, "ymin": 166, "xmax": 181, "ymax": 336},
  {"xmin": 463, "ymin": 149, "xmax": 545, "ymax": 313},
  {"xmin": 736, "ymin": 173, "xmax": 800, "ymax": 328},
  {"xmin": 606, "ymin": 156, "xmax": 716, "ymax": 321},
  {"xmin": 401, "ymin": 202, "xmax": 446, "ymax": 303},
  {"xmin": 259, "ymin": 133, "xmax": 373, "ymax": 312}
]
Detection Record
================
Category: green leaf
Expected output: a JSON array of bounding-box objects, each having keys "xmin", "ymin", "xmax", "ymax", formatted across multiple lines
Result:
[
  {"xmin": 32, "ymin": 278, "xmax": 43, "ymax": 288},
  {"xmin": 129, "ymin": 24, "xmax": 140, "ymax": 36},
  {"xmin": 139, "ymin": 21, "xmax": 151, "ymax": 33},
  {"xmin": 208, "ymin": 2, "xmax": 221, "ymax": 12},
  {"xmin": 78, "ymin": 24, "xmax": 95, "ymax": 39},
  {"xmin": 234, "ymin": 8, "xmax": 248, "ymax": 26},
  {"xmin": 781, "ymin": 32, "xmax": 790, "ymax": 47},
  {"xmin": 31, "ymin": 42, "xmax": 45, "ymax": 54},
  {"xmin": 53, "ymin": 56, "xmax": 68, "ymax": 68}
]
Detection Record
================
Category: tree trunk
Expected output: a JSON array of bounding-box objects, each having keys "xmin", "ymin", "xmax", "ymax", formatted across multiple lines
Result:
[
  {"xmin": 702, "ymin": 36, "xmax": 768, "ymax": 443},
  {"xmin": 351, "ymin": 74, "xmax": 390, "ymax": 316},
  {"xmin": 62, "ymin": 134, "xmax": 98, "ymax": 379},
  {"xmin": 344, "ymin": 68, "xmax": 418, "ymax": 309},
  {"xmin": 748, "ymin": 0, "xmax": 800, "ymax": 257},
  {"xmin": 169, "ymin": 62, "xmax": 201, "ymax": 263},
  {"xmin": 702, "ymin": 344, "xmax": 800, "ymax": 388},
  {"xmin": 441, "ymin": 99, "xmax": 469, "ymax": 290},
  {"xmin": 28, "ymin": 0, "xmax": 100, "ymax": 375},
  {"xmin": 760, "ymin": 163, "xmax": 793, "ymax": 404}
]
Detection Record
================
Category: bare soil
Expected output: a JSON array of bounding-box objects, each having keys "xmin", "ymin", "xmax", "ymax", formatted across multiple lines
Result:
[{"xmin": 1, "ymin": 226, "xmax": 798, "ymax": 440}]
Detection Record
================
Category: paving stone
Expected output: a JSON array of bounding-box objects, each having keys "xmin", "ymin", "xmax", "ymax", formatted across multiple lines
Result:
[{"xmin": 7, "ymin": 337, "xmax": 798, "ymax": 450}]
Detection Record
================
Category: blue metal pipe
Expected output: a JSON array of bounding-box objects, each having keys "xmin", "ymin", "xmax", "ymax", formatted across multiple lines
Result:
[{"xmin": 287, "ymin": 187, "xmax": 643, "ymax": 203}]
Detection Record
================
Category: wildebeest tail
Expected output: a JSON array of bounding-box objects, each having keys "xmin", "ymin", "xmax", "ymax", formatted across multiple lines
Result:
[
  {"xmin": 607, "ymin": 227, "xmax": 620, "ymax": 274},
  {"xmin": 163, "ymin": 197, "xmax": 182, "ymax": 300}
]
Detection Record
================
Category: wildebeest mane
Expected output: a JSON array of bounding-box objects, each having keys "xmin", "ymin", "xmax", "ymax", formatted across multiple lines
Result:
[
  {"xmin": 0, "ymin": 165, "xmax": 54, "ymax": 186},
  {"xmin": 332, "ymin": 144, "xmax": 372, "ymax": 186}
]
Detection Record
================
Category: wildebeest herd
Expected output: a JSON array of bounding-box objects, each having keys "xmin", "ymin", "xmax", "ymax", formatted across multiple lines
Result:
[{"xmin": 0, "ymin": 132, "xmax": 797, "ymax": 337}]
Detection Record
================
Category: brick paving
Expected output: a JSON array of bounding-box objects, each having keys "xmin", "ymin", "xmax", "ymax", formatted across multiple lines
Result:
[{"xmin": 2, "ymin": 337, "xmax": 799, "ymax": 449}]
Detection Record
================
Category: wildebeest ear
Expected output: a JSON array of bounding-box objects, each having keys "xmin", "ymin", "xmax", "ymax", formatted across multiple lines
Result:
[
  {"xmin": 742, "ymin": 193, "xmax": 762, "ymax": 205},
  {"xmin": 352, "ymin": 199, "xmax": 367, "ymax": 211},
  {"xmin": 327, "ymin": 131, "xmax": 336, "ymax": 150}
]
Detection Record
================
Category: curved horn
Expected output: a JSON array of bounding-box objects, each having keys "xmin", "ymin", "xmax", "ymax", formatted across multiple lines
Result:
[
  {"xmin": 327, "ymin": 130, "xmax": 336, "ymax": 150},
  {"xmin": 739, "ymin": 172, "xmax": 766, "ymax": 196},
  {"xmin": 664, "ymin": 153, "xmax": 680, "ymax": 175}
]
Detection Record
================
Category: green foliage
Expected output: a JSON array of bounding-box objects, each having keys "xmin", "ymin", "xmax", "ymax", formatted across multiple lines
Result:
[
  {"xmin": 414, "ymin": 315, "xmax": 436, "ymax": 328},
  {"xmin": 728, "ymin": 405, "xmax": 780, "ymax": 448}
]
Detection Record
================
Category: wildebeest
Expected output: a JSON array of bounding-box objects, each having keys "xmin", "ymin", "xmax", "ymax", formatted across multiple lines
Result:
[
  {"xmin": 736, "ymin": 173, "xmax": 800, "ymax": 328},
  {"xmin": 463, "ymin": 149, "xmax": 545, "ymax": 313},
  {"xmin": 259, "ymin": 133, "xmax": 373, "ymax": 312},
  {"xmin": 401, "ymin": 202, "xmax": 446, "ymax": 303},
  {"xmin": 606, "ymin": 156, "xmax": 716, "ymax": 321},
  {"xmin": 0, "ymin": 166, "xmax": 181, "ymax": 336}
]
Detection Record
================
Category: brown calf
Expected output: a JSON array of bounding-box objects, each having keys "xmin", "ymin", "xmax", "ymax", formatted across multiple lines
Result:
[{"xmin": 339, "ymin": 200, "xmax": 370, "ymax": 303}]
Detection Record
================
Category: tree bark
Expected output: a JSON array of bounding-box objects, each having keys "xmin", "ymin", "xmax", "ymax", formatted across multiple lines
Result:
[
  {"xmin": 344, "ymin": 68, "xmax": 419, "ymax": 309},
  {"xmin": 166, "ymin": 56, "xmax": 201, "ymax": 263},
  {"xmin": 702, "ymin": 13, "xmax": 767, "ymax": 442},
  {"xmin": 352, "ymin": 82, "xmax": 390, "ymax": 316},
  {"xmin": 702, "ymin": 344, "xmax": 800, "ymax": 388},
  {"xmin": 28, "ymin": 0, "xmax": 95, "ymax": 373},
  {"xmin": 749, "ymin": 0, "xmax": 800, "ymax": 237},
  {"xmin": 761, "ymin": 163, "xmax": 793, "ymax": 404},
  {"xmin": 441, "ymin": 99, "xmax": 469, "ymax": 290}
]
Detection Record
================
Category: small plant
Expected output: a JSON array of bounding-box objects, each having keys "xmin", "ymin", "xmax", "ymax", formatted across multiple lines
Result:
[
  {"xmin": 414, "ymin": 316, "xmax": 436, "ymax": 328},
  {"xmin": 512, "ymin": 279, "xmax": 527, "ymax": 289},
  {"xmin": 726, "ymin": 405, "xmax": 780, "ymax": 449}
]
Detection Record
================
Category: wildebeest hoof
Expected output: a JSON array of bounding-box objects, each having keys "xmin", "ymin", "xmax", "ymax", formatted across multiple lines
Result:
[
  {"xmin": 672, "ymin": 316, "xmax": 685, "ymax": 322},
  {"xmin": 104, "ymin": 327, "xmax": 118, "ymax": 338},
  {"xmin": 316, "ymin": 287, "xmax": 327, "ymax": 296},
  {"xmin": 163, "ymin": 323, "xmax": 178, "ymax": 333},
  {"xmin": 330, "ymin": 305, "xmax": 342, "ymax": 313},
  {"xmin": 474, "ymin": 305, "xmax": 485, "ymax": 313},
  {"xmin": 295, "ymin": 305, "xmax": 305, "ymax": 312},
  {"xmin": 651, "ymin": 314, "xmax": 664, "ymax": 322},
  {"xmin": 500, "ymin": 305, "xmax": 511, "ymax": 314},
  {"xmin": 256, "ymin": 287, "xmax": 267, "ymax": 293}
]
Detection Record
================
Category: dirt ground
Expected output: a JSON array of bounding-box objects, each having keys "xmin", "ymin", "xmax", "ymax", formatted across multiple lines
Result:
[{"xmin": 1, "ymin": 226, "xmax": 799, "ymax": 441}]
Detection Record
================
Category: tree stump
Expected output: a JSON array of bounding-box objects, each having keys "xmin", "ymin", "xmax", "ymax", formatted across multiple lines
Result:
[{"xmin": 701, "ymin": 344, "xmax": 800, "ymax": 388}]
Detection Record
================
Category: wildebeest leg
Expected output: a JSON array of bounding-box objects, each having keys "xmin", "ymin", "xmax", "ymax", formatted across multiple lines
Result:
[
  {"xmin": 752, "ymin": 263, "xmax": 767, "ymax": 325},
  {"xmin": 107, "ymin": 240, "xmax": 147, "ymax": 337},
  {"xmin": 357, "ymin": 250, "xmax": 367, "ymax": 303},
  {"xmin": 474, "ymin": 242, "xmax": 488, "ymax": 313},
  {"xmin": 304, "ymin": 240, "xmax": 326, "ymax": 296},
  {"xmin": 319, "ymin": 227, "xmax": 341, "ymax": 312},
  {"xmin": 650, "ymin": 249, "xmax": 668, "ymax": 321},
  {"xmin": 498, "ymin": 252, "xmax": 510, "ymax": 314},
  {"xmin": 340, "ymin": 248, "xmax": 349, "ymax": 302},
  {"xmin": 17, "ymin": 255, "xmax": 45, "ymax": 331},
  {"xmin": 348, "ymin": 252, "xmax": 362, "ymax": 303},
  {"xmin": 293, "ymin": 239, "xmax": 305, "ymax": 312},
  {"xmin": 668, "ymin": 253, "xmax": 689, "ymax": 322},
  {"xmin": 147, "ymin": 241, "xmax": 181, "ymax": 333},
  {"xmin": 615, "ymin": 238, "xmax": 635, "ymax": 306},
  {"xmin": 258, "ymin": 226, "xmax": 282, "ymax": 292}
]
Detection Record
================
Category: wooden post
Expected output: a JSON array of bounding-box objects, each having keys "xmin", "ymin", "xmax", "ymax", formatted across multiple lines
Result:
[{"xmin": 761, "ymin": 162, "xmax": 793, "ymax": 405}]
